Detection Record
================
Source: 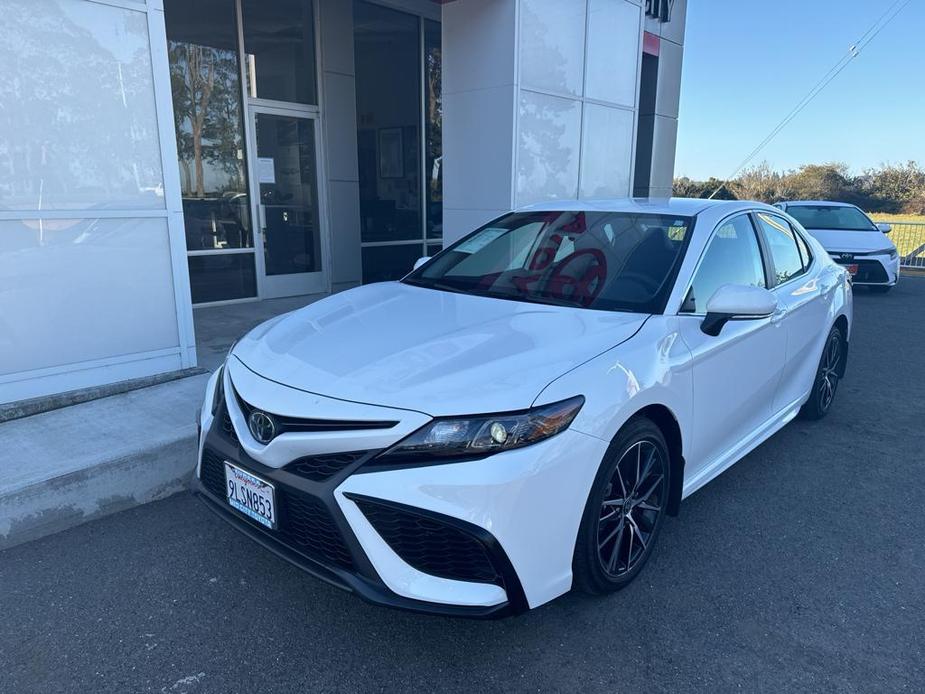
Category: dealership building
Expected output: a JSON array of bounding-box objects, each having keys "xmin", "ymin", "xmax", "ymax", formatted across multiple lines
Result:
[{"xmin": 0, "ymin": 0, "xmax": 686, "ymax": 405}]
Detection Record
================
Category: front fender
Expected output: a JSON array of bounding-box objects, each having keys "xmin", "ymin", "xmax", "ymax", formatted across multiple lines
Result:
[{"xmin": 534, "ymin": 316, "xmax": 693, "ymax": 459}]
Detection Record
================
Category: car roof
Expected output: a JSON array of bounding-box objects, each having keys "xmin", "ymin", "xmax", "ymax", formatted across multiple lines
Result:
[
  {"xmin": 778, "ymin": 200, "xmax": 859, "ymax": 208},
  {"xmin": 515, "ymin": 197, "xmax": 772, "ymax": 217}
]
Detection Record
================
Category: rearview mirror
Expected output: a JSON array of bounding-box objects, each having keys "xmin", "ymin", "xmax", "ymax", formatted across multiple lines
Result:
[
  {"xmin": 413, "ymin": 256, "xmax": 431, "ymax": 271},
  {"xmin": 876, "ymin": 222, "xmax": 892, "ymax": 234},
  {"xmin": 701, "ymin": 284, "xmax": 777, "ymax": 337}
]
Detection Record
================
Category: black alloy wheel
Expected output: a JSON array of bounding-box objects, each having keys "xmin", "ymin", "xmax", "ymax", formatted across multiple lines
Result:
[
  {"xmin": 800, "ymin": 325, "xmax": 844, "ymax": 420},
  {"xmin": 573, "ymin": 417, "xmax": 670, "ymax": 594}
]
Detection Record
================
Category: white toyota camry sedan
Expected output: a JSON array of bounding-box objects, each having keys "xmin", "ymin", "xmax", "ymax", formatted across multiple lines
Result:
[
  {"xmin": 774, "ymin": 200, "xmax": 900, "ymax": 291},
  {"xmin": 192, "ymin": 198, "xmax": 852, "ymax": 617}
]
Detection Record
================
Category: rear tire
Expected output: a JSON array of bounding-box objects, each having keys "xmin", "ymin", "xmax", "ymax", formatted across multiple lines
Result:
[
  {"xmin": 799, "ymin": 325, "xmax": 844, "ymax": 420},
  {"xmin": 573, "ymin": 417, "xmax": 670, "ymax": 595},
  {"xmin": 870, "ymin": 285, "xmax": 893, "ymax": 293}
]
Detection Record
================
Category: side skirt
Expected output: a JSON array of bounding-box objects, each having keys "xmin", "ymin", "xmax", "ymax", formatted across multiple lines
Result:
[{"xmin": 681, "ymin": 393, "xmax": 808, "ymax": 499}]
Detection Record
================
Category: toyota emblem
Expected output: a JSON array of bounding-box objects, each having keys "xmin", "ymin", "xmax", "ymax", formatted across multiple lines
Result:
[{"xmin": 248, "ymin": 410, "xmax": 277, "ymax": 444}]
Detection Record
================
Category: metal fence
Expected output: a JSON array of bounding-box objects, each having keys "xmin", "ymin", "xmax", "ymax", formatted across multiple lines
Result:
[{"xmin": 886, "ymin": 222, "xmax": 925, "ymax": 269}]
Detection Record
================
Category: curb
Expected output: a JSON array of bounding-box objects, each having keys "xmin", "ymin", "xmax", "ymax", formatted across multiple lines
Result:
[{"xmin": 0, "ymin": 429, "xmax": 197, "ymax": 551}]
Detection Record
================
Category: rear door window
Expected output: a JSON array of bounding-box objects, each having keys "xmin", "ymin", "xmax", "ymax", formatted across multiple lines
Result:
[{"xmin": 755, "ymin": 212, "xmax": 805, "ymax": 284}]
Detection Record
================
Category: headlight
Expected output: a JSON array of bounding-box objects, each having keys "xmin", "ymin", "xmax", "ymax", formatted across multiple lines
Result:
[
  {"xmin": 211, "ymin": 365, "xmax": 225, "ymax": 416},
  {"xmin": 873, "ymin": 247, "xmax": 898, "ymax": 260},
  {"xmin": 375, "ymin": 396, "xmax": 585, "ymax": 464}
]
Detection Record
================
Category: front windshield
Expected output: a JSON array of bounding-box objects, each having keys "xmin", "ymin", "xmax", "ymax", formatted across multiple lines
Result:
[
  {"xmin": 786, "ymin": 205, "xmax": 877, "ymax": 231},
  {"xmin": 403, "ymin": 211, "xmax": 692, "ymax": 313}
]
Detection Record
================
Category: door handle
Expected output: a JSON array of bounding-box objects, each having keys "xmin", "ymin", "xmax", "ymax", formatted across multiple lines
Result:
[{"xmin": 258, "ymin": 204, "xmax": 267, "ymax": 232}]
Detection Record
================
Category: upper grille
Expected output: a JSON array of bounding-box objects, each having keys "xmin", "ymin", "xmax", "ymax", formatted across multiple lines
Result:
[
  {"xmin": 232, "ymin": 385, "xmax": 398, "ymax": 434},
  {"xmin": 284, "ymin": 451, "xmax": 367, "ymax": 482},
  {"xmin": 199, "ymin": 450, "xmax": 354, "ymax": 570},
  {"xmin": 353, "ymin": 497, "xmax": 500, "ymax": 584}
]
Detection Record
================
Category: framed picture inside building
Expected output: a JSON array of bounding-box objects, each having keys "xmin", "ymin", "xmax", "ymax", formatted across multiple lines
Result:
[{"xmin": 378, "ymin": 127, "xmax": 404, "ymax": 179}]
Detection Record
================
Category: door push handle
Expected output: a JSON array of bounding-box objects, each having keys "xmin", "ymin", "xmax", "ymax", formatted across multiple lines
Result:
[{"xmin": 258, "ymin": 204, "xmax": 267, "ymax": 232}]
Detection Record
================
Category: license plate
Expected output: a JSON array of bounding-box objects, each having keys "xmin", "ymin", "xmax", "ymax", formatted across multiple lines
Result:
[
  {"xmin": 847, "ymin": 263, "xmax": 858, "ymax": 276},
  {"xmin": 224, "ymin": 462, "xmax": 276, "ymax": 529}
]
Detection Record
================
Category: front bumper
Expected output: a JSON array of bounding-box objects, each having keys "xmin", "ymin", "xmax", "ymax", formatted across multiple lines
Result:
[
  {"xmin": 833, "ymin": 253, "xmax": 899, "ymax": 286},
  {"xmin": 192, "ymin": 364, "xmax": 608, "ymax": 616}
]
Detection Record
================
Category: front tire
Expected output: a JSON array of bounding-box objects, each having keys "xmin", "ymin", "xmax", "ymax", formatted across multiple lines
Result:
[
  {"xmin": 800, "ymin": 325, "xmax": 844, "ymax": 420},
  {"xmin": 573, "ymin": 417, "xmax": 670, "ymax": 595}
]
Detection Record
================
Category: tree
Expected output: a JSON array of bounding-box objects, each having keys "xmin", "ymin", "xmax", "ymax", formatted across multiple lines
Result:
[
  {"xmin": 781, "ymin": 163, "xmax": 855, "ymax": 202},
  {"xmin": 860, "ymin": 161, "xmax": 925, "ymax": 213}
]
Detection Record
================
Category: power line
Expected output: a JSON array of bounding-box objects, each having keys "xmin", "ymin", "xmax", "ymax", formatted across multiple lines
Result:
[{"xmin": 708, "ymin": 0, "xmax": 914, "ymax": 199}]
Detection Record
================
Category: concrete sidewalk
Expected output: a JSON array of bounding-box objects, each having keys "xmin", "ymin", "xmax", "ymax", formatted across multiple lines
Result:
[{"xmin": 0, "ymin": 373, "xmax": 209, "ymax": 550}]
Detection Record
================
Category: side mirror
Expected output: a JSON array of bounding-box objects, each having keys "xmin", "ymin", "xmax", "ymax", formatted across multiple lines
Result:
[
  {"xmin": 701, "ymin": 284, "xmax": 777, "ymax": 337},
  {"xmin": 412, "ymin": 256, "xmax": 431, "ymax": 271},
  {"xmin": 876, "ymin": 222, "xmax": 892, "ymax": 234}
]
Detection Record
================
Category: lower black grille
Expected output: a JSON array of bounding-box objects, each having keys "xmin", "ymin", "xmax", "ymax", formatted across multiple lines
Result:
[
  {"xmin": 838, "ymin": 259, "xmax": 889, "ymax": 283},
  {"xmin": 199, "ymin": 450, "xmax": 353, "ymax": 570},
  {"xmin": 353, "ymin": 498, "xmax": 500, "ymax": 584},
  {"xmin": 284, "ymin": 451, "xmax": 367, "ymax": 482}
]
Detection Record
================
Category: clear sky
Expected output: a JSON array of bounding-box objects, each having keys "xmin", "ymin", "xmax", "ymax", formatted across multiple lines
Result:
[{"xmin": 674, "ymin": 0, "xmax": 925, "ymax": 180}]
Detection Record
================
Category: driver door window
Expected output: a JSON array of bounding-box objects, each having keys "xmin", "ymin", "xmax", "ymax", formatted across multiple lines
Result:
[{"xmin": 684, "ymin": 215, "xmax": 766, "ymax": 314}]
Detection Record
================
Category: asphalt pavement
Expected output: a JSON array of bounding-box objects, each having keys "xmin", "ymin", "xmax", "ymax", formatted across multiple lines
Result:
[{"xmin": 2, "ymin": 277, "xmax": 923, "ymax": 694}]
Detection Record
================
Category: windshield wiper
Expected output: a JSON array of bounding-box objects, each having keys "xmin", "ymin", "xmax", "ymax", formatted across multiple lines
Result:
[{"xmin": 402, "ymin": 278, "xmax": 470, "ymax": 295}]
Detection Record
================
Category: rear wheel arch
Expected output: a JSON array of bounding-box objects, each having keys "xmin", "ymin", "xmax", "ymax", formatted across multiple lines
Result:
[{"xmin": 833, "ymin": 314, "xmax": 849, "ymax": 377}]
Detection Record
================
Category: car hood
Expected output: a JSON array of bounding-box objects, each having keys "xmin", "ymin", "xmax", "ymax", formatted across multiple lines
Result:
[
  {"xmin": 804, "ymin": 228, "xmax": 895, "ymax": 253},
  {"xmin": 232, "ymin": 282, "xmax": 647, "ymax": 416}
]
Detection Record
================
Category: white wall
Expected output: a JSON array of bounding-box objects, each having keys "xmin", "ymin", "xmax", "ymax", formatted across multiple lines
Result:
[
  {"xmin": 442, "ymin": 0, "xmax": 686, "ymax": 244},
  {"xmin": 0, "ymin": 0, "xmax": 195, "ymax": 404}
]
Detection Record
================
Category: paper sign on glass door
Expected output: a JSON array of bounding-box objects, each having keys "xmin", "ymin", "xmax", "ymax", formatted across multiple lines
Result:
[{"xmin": 257, "ymin": 157, "xmax": 276, "ymax": 184}]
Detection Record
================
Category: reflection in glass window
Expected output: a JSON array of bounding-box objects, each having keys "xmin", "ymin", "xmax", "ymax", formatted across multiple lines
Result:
[
  {"xmin": 424, "ymin": 19, "xmax": 442, "ymax": 240},
  {"xmin": 354, "ymin": 2, "xmax": 422, "ymax": 251},
  {"xmin": 241, "ymin": 0, "xmax": 317, "ymax": 104},
  {"xmin": 685, "ymin": 215, "xmax": 765, "ymax": 314},
  {"xmin": 756, "ymin": 213, "xmax": 805, "ymax": 284},
  {"xmin": 0, "ymin": 1, "xmax": 165, "ymax": 210},
  {"xmin": 165, "ymin": 0, "xmax": 252, "ymax": 252}
]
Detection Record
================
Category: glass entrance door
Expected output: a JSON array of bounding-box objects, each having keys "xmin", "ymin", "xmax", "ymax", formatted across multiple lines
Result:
[{"xmin": 248, "ymin": 106, "xmax": 327, "ymax": 298}]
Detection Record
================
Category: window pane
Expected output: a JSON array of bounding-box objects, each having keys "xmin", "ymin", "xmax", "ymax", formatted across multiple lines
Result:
[
  {"xmin": 756, "ymin": 213, "xmax": 804, "ymax": 284},
  {"xmin": 0, "ymin": 218, "xmax": 179, "ymax": 375},
  {"xmin": 412, "ymin": 212, "xmax": 691, "ymax": 313},
  {"xmin": 1, "ymin": 1, "xmax": 165, "ymax": 210},
  {"xmin": 687, "ymin": 215, "xmax": 765, "ymax": 314},
  {"xmin": 425, "ymin": 19, "xmax": 443, "ymax": 240},
  {"xmin": 242, "ymin": 0, "xmax": 317, "ymax": 104},
  {"xmin": 794, "ymin": 229, "xmax": 812, "ymax": 269},
  {"xmin": 362, "ymin": 244, "xmax": 423, "ymax": 284},
  {"xmin": 165, "ymin": 0, "xmax": 252, "ymax": 250},
  {"xmin": 188, "ymin": 253, "xmax": 257, "ymax": 303},
  {"xmin": 354, "ymin": 2, "xmax": 422, "ymax": 243}
]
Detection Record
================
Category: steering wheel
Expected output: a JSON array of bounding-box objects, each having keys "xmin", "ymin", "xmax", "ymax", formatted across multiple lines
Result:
[{"xmin": 544, "ymin": 249, "xmax": 607, "ymax": 307}]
